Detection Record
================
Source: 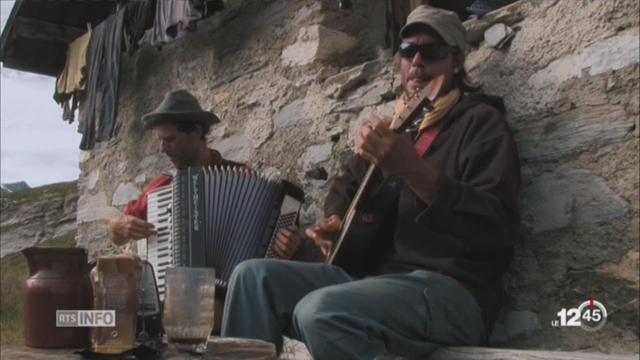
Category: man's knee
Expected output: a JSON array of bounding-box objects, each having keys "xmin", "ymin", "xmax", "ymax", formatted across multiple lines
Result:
[
  {"xmin": 229, "ymin": 258, "xmax": 287, "ymax": 288},
  {"xmin": 292, "ymin": 286, "xmax": 345, "ymax": 333}
]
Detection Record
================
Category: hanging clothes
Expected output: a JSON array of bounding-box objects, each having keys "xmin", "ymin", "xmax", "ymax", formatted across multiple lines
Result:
[
  {"xmin": 78, "ymin": 8, "xmax": 125, "ymax": 150},
  {"xmin": 54, "ymin": 31, "xmax": 92, "ymax": 123},
  {"xmin": 123, "ymin": 0, "xmax": 156, "ymax": 55},
  {"xmin": 139, "ymin": 0, "xmax": 202, "ymax": 47},
  {"xmin": 192, "ymin": 0, "xmax": 225, "ymax": 17},
  {"xmin": 55, "ymin": 31, "xmax": 92, "ymax": 100}
]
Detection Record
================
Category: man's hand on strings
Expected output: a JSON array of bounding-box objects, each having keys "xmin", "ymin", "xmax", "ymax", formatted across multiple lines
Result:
[
  {"xmin": 305, "ymin": 215, "xmax": 343, "ymax": 261},
  {"xmin": 356, "ymin": 116, "xmax": 420, "ymax": 176}
]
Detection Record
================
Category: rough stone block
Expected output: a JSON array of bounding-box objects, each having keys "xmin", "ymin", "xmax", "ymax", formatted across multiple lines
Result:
[
  {"xmin": 513, "ymin": 104, "xmax": 635, "ymax": 162},
  {"xmin": 77, "ymin": 192, "xmax": 121, "ymax": 224},
  {"xmin": 274, "ymin": 99, "xmax": 307, "ymax": 129},
  {"xmin": 291, "ymin": 3, "xmax": 321, "ymax": 26},
  {"xmin": 484, "ymin": 23, "xmax": 514, "ymax": 48},
  {"xmin": 246, "ymin": 115, "xmax": 273, "ymax": 148},
  {"xmin": 324, "ymin": 59, "xmax": 384, "ymax": 98},
  {"xmin": 528, "ymin": 29, "xmax": 640, "ymax": 89},
  {"xmin": 112, "ymin": 182, "xmax": 142, "ymax": 207},
  {"xmin": 597, "ymin": 250, "xmax": 640, "ymax": 287},
  {"xmin": 216, "ymin": 134, "xmax": 251, "ymax": 163},
  {"xmin": 331, "ymin": 78, "xmax": 391, "ymax": 113},
  {"xmin": 281, "ymin": 25, "xmax": 357, "ymax": 66},
  {"xmin": 300, "ymin": 142, "xmax": 333, "ymax": 171},
  {"xmin": 521, "ymin": 169, "xmax": 629, "ymax": 233},
  {"xmin": 138, "ymin": 155, "xmax": 159, "ymax": 170},
  {"xmin": 86, "ymin": 169, "xmax": 100, "ymax": 191},
  {"xmin": 465, "ymin": 46, "xmax": 495, "ymax": 73}
]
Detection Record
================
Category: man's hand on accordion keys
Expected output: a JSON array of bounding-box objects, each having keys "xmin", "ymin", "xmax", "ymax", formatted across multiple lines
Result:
[
  {"xmin": 274, "ymin": 226, "xmax": 301, "ymax": 260},
  {"xmin": 305, "ymin": 215, "xmax": 343, "ymax": 261},
  {"xmin": 108, "ymin": 215, "xmax": 157, "ymax": 246}
]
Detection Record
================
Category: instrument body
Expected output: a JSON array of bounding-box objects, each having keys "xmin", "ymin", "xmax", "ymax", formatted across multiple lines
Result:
[{"xmin": 139, "ymin": 166, "xmax": 304, "ymax": 298}]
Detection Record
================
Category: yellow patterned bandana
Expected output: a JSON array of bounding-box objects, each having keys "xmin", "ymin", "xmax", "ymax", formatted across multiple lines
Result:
[{"xmin": 391, "ymin": 88, "xmax": 462, "ymax": 133}]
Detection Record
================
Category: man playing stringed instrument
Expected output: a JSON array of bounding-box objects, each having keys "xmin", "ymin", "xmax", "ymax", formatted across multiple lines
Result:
[{"xmin": 221, "ymin": 5, "xmax": 521, "ymax": 359}]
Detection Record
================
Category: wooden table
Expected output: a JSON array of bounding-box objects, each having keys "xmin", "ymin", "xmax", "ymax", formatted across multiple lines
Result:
[{"xmin": 1, "ymin": 337, "xmax": 276, "ymax": 360}]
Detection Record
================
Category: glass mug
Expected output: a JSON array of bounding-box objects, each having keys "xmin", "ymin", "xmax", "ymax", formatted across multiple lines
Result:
[{"xmin": 162, "ymin": 267, "xmax": 216, "ymax": 353}]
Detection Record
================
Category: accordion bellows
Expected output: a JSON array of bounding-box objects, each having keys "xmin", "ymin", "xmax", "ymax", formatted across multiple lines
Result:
[{"xmin": 139, "ymin": 166, "xmax": 304, "ymax": 298}]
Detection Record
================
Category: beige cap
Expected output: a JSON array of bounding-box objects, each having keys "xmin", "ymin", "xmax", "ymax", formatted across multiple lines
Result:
[{"xmin": 399, "ymin": 5, "xmax": 467, "ymax": 52}]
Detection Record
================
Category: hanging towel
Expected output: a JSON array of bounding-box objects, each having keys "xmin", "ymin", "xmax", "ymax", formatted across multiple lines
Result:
[
  {"xmin": 54, "ymin": 31, "xmax": 92, "ymax": 123},
  {"xmin": 55, "ymin": 31, "xmax": 92, "ymax": 102}
]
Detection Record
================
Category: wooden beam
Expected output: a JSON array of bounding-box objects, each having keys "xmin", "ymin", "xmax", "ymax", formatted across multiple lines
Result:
[
  {"xmin": 429, "ymin": 347, "xmax": 638, "ymax": 360},
  {"xmin": 12, "ymin": 16, "xmax": 85, "ymax": 44}
]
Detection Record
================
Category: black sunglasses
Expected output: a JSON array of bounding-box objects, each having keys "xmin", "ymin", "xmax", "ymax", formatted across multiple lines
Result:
[{"xmin": 398, "ymin": 42, "xmax": 452, "ymax": 62}]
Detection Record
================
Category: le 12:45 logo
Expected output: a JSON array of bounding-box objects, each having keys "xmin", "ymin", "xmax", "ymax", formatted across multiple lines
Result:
[{"xmin": 551, "ymin": 298, "xmax": 607, "ymax": 332}]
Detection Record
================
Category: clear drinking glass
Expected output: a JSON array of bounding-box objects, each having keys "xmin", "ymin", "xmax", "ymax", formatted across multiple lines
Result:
[{"xmin": 162, "ymin": 267, "xmax": 216, "ymax": 353}]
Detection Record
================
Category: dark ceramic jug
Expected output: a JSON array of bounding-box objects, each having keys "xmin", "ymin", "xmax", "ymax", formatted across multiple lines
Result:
[{"xmin": 23, "ymin": 247, "xmax": 92, "ymax": 348}]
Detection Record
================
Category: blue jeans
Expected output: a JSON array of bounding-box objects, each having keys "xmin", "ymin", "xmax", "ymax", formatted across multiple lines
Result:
[{"xmin": 221, "ymin": 259, "xmax": 485, "ymax": 359}]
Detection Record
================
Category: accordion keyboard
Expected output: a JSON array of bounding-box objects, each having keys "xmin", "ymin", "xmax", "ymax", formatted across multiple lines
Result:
[{"xmin": 144, "ymin": 184, "xmax": 173, "ymax": 299}]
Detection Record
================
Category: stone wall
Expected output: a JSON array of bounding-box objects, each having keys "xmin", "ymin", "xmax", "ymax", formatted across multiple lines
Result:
[
  {"xmin": 463, "ymin": 0, "xmax": 639, "ymax": 353},
  {"xmin": 76, "ymin": 0, "xmax": 639, "ymax": 354}
]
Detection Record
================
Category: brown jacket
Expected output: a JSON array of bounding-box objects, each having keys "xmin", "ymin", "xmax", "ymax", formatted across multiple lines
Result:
[{"xmin": 324, "ymin": 93, "xmax": 521, "ymax": 330}]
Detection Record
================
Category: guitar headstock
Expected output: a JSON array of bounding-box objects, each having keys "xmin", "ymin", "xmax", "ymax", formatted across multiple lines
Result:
[{"xmin": 392, "ymin": 74, "xmax": 446, "ymax": 132}]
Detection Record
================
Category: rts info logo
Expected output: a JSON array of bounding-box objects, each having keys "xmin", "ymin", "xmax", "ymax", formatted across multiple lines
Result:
[{"xmin": 551, "ymin": 298, "xmax": 607, "ymax": 332}]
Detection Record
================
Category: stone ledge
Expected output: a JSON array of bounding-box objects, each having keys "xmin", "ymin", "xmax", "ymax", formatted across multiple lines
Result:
[
  {"xmin": 279, "ymin": 339, "xmax": 640, "ymax": 360},
  {"xmin": 0, "ymin": 337, "xmax": 275, "ymax": 360},
  {"xmin": 429, "ymin": 347, "xmax": 638, "ymax": 360}
]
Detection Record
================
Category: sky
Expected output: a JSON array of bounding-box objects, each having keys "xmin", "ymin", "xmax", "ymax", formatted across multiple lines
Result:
[{"xmin": 1, "ymin": 0, "xmax": 82, "ymax": 187}]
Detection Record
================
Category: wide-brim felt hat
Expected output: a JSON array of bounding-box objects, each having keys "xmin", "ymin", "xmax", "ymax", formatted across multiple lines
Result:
[{"xmin": 142, "ymin": 89, "xmax": 220, "ymax": 129}]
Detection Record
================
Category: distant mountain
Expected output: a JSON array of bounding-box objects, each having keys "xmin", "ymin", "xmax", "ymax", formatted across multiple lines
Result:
[{"xmin": 1, "ymin": 181, "xmax": 31, "ymax": 194}]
